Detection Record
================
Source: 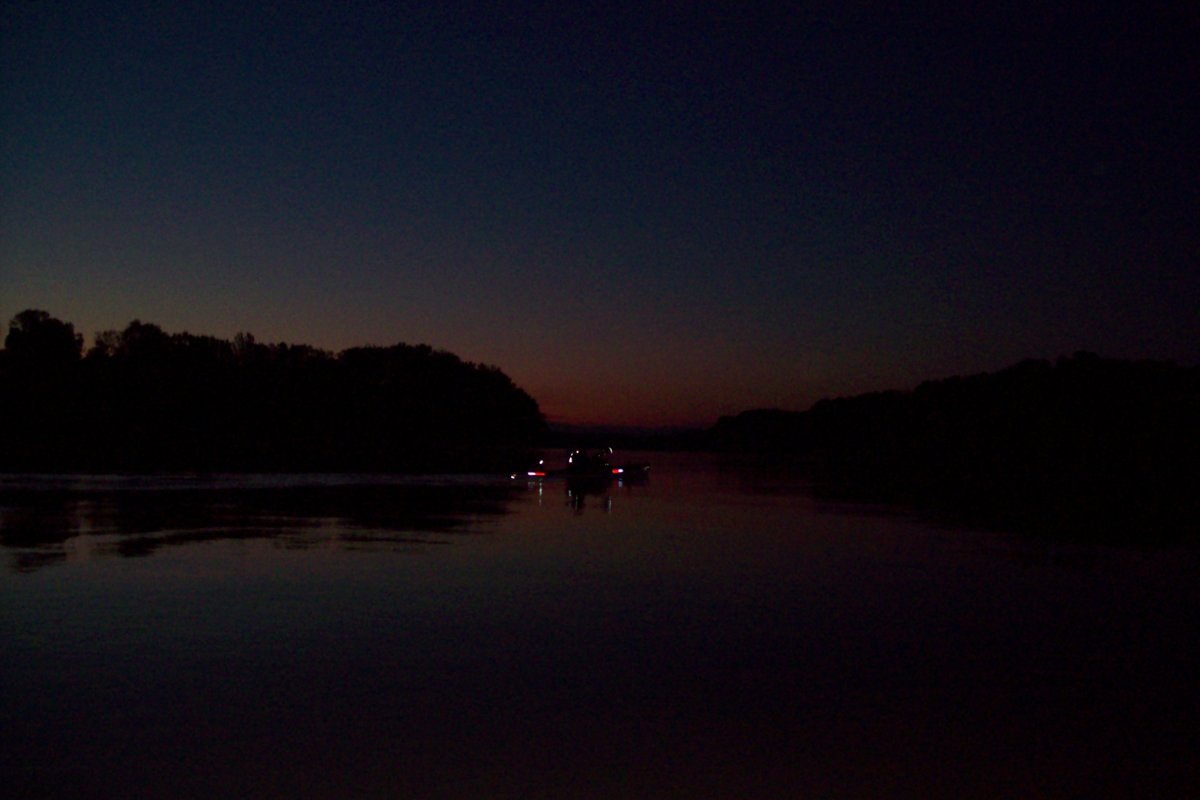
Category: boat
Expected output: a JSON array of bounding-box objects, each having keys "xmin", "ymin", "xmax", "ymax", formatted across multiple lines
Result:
[{"xmin": 515, "ymin": 448, "xmax": 649, "ymax": 482}]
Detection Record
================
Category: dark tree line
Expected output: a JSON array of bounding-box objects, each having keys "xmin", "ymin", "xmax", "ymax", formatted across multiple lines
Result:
[
  {"xmin": 709, "ymin": 353, "xmax": 1200, "ymax": 539},
  {"xmin": 1, "ymin": 310, "xmax": 545, "ymax": 472}
]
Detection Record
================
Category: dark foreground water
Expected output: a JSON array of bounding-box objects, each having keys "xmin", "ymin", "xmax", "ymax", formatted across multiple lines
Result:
[{"xmin": 2, "ymin": 454, "xmax": 1197, "ymax": 799}]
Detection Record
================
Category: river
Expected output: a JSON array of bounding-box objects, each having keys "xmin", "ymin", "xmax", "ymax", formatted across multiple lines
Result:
[{"xmin": 1, "ymin": 452, "xmax": 1196, "ymax": 798}]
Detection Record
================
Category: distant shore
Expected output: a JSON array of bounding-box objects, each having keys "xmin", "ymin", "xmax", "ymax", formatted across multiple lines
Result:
[{"xmin": 706, "ymin": 353, "xmax": 1199, "ymax": 541}]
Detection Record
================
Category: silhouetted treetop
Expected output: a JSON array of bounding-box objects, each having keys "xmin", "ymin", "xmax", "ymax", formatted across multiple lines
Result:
[{"xmin": 4, "ymin": 310, "xmax": 83, "ymax": 366}]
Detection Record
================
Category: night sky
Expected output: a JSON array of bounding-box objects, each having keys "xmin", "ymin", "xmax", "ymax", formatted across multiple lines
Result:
[{"xmin": 3, "ymin": 2, "xmax": 1197, "ymax": 426}]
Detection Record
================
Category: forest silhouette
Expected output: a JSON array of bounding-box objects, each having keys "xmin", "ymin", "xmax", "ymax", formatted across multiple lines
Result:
[
  {"xmin": 1, "ymin": 310, "xmax": 545, "ymax": 472},
  {"xmin": 710, "ymin": 353, "xmax": 1199, "ymax": 539}
]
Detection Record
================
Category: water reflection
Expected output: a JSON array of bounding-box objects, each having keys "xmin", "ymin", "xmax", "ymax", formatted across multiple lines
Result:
[
  {"xmin": 565, "ymin": 476, "xmax": 613, "ymax": 513},
  {"xmin": 0, "ymin": 476, "xmax": 521, "ymax": 572},
  {"xmin": 516, "ymin": 472, "xmax": 652, "ymax": 514},
  {"xmin": 2, "ymin": 456, "xmax": 1198, "ymax": 799}
]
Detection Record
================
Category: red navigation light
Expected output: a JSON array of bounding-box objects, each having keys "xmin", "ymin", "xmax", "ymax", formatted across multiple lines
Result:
[
  {"xmin": 528, "ymin": 471, "xmax": 546, "ymax": 477},
  {"xmin": 612, "ymin": 468, "xmax": 623, "ymax": 474}
]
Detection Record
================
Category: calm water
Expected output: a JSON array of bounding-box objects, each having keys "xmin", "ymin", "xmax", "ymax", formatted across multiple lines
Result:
[{"xmin": 1, "ymin": 453, "xmax": 1197, "ymax": 799}]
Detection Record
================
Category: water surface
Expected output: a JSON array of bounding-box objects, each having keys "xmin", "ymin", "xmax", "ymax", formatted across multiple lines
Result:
[{"xmin": 2, "ymin": 454, "xmax": 1197, "ymax": 798}]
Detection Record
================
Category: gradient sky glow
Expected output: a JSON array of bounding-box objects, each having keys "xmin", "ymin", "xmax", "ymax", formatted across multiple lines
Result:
[{"xmin": 3, "ymin": 2, "xmax": 1197, "ymax": 426}]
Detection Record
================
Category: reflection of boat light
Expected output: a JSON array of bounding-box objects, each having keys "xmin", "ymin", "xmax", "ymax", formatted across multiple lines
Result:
[{"xmin": 566, "ymin": 479, "xmax": 613, "ymax": 514}]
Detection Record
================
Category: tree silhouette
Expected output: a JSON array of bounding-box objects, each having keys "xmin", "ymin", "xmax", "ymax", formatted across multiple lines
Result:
[
  {"xmin": 709, "ymin": 353, "xmax": 1200, "ymax": 540},
  {"xmin": 4, "ymin": 310, "xmax": 82, "ymax": 366},
  {"xmin": 1, "ymin": 310, "xmax": 545, "ymax": 473}
]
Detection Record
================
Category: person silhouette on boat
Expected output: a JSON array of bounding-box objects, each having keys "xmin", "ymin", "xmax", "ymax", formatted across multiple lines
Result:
[{"xmin": 566, "ymin": 447, "xmax": 612, "ymax": 475}]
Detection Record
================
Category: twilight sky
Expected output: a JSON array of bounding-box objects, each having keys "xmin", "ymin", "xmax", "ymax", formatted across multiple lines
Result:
[{"xmin": 3, "ymin": 2, "xmax": 1197, "ymax": 426}]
